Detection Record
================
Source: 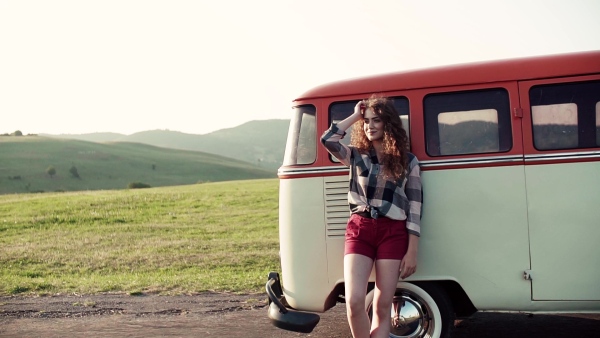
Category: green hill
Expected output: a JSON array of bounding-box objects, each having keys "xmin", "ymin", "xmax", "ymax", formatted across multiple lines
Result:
[
  {"xmin": 45, "ymin": 119, "xmax": 290, "ymax": 170},
  {"xmin": 0, "ymin": 136, "xmax": 275, "ymax": 195}
]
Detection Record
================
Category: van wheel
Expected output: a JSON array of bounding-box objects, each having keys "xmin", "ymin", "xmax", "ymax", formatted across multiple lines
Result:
[{"xmin": 365, "ymin": 282, "xmax": 454, "ymax": 338}]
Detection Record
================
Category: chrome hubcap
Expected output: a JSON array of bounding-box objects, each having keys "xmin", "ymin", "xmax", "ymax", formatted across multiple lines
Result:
[{"xmin": 389, "ymin": 291, "xmax": 433, "ymax": 338}]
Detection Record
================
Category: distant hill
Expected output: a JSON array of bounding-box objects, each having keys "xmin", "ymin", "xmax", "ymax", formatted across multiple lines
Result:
[
  {"xmin": 51, "ymin": 132, "xmax": 125, "ymax": 143},
  {"xmin": 0, "ymin": 136, "xmax": 275, "ymax": 195},
  {"xmin": 44, "ymin": 119, "xmax": 290, "ymax": 170}
]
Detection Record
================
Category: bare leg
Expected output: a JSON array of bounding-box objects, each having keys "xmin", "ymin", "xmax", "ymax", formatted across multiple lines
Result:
[
  {"xmin": 344, "ymin": 254, "xmax": 374, "ymax": 338},
  {"xmin": 370, "ymin": 259, "xmax": 401, "ymax": 338}
]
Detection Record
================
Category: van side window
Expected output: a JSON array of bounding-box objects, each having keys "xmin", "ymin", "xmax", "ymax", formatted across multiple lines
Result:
[
  {"xmin": 424, "ymin": 89, "xmax": 512, "ymax": 156},
  {"xmin": 529, "ymin": 80, "xmax": 600, "ymax": 150},
  {"xmin": 597, "ymin": 102, "xmax": 600, "ymax": 147},
  {"xmin": 328, "ymin": 97, "xmax": 410, "ymax": 162},
  {"xmin": 283, "ymin": 105, "xmax": 316, "ymax": 165}
]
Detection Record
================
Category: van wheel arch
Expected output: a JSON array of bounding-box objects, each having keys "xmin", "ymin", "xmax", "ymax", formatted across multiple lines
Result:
[{"xmin": 426, "ymin": 280, "xmax": 476, "ymax": 318}]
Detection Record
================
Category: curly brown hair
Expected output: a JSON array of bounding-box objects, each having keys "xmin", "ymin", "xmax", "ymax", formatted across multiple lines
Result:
[{"xmin": 350, "ymin": 95, "xmax": 409, "ymax": 180}]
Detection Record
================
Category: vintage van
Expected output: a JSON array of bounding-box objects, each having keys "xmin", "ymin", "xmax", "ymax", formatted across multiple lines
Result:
[{"xmin": 266, "ymin": 50, "xmax": 600, "ymax": 338}]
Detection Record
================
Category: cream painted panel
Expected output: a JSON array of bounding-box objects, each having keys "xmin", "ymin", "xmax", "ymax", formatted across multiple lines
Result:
[
  {"xmin": 416, "ymin": 165, "xmax": 532, "ymax": 310},
  {"xmin": 323, "ymin": 166, "xmax": 533, "ymax": 310},
  {"xmin": 526, "ymin": 161, "xmax": 600, "ymax": 301},
  {"xmin": 279, "ymin": 177, "xmax": 330, "ymax": 312}
]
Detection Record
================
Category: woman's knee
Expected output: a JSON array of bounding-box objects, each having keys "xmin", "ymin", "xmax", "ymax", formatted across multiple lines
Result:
[
  {"xmin": 345, "ymin": 294, "xmax": 366, "ymax": 314},
  {"xmin": 374, "ymin": 295, "xmax": 393, "ymax": 309},
  {"xmin": 373, "ymin": 304, "xmax": 390, "ymax": 319}
]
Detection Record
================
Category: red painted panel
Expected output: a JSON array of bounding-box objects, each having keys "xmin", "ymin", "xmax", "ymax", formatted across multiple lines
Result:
[
  {"xmin": 295, "ymin": 51, "xmax": 600, "ymax": 101},
  {"xmin": 282, "ymin": 51, "xmax": 600, "ymax": 179}
]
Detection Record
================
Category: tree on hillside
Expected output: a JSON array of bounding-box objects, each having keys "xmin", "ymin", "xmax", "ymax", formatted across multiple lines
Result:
[
  {"xmin": 13, "ymin": 130, "xmax": 23, "ymax": 136},
  {"xmin": 46, "ymin": 166, "xmax": 56, "ymax": 178},
  {"xmin": 69, "ymin": 165, "xmax": 80, "ymax": 178}
]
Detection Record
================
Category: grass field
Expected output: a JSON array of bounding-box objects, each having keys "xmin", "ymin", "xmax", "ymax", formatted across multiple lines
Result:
[{"xmin": 0, "ymin": 179, "xmax": 280, "ymax": 296}]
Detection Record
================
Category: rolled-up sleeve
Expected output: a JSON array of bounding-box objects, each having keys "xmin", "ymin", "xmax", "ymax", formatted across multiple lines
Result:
[
  {"xmin": 405, "ymin": 156, "xmax": 422, "ymax": 237},
  {"xmin": 320, "ymin": 124, "xmax": 352, "ymax": 166}
]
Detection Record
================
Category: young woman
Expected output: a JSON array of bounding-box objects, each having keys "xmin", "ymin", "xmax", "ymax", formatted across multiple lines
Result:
[{"xmin": 320, "ymin": 96, "xmax": 422, "ymax": 338}]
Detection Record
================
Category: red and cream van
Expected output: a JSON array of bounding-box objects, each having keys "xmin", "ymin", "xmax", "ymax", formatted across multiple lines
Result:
[{"xmin": 266, "ymin": 50, "xmax": 600, "ymax": 338}]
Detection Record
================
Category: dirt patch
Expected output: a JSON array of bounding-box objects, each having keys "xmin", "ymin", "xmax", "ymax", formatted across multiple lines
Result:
[
  {"xmin": 0, "ymin": 293, "xmax": 598, "ymax": 337},
  {"xmin": 0, "ymin": 293, "xmax": 348, "ymax": 338}
]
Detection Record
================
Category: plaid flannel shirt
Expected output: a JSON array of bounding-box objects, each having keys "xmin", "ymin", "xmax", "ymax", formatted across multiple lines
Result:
[{"xmin": 321, "ymin": 124, "xmax": 422, "ymax": 237}]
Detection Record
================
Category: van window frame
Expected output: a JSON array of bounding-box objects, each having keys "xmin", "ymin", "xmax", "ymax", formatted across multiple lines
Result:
[
  {"xmin": 282, "ymin": 104, "xmax": 317, "ymax": 166},
  {"xmin": 519, "ymin": 74, "xmax": 600, "ymax": 155},
  {"xmin": 423, "ymin": 87, "xmax": 513, "ymax": 157},
  {"xmin": 528, "ymin": 80, "xmax": 600, "ymax": 151}
]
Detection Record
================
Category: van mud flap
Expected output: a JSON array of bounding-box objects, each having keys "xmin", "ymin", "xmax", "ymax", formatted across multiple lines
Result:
[{"xmin": 266, "ymin": 272, "xmax": 320, "ymax": 333}]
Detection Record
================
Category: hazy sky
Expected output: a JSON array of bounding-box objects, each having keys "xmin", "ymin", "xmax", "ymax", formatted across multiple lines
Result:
[{"xmin": 2, "ymin": 0, "xmax": 599, "ymax": 136}]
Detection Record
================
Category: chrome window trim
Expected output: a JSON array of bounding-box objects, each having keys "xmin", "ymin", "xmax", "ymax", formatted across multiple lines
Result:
[
  {"xmin": 278, "ymin": 166, "xmax": 349, "ymax": 176},
  {"xmin": 278, "ymin": 151, "xmax": 600, "ymax": 176},
  {"xmin": 525, "ymin": 150, "xmax": 600, "ymax": 162},
  {"xmin": 420, "ymin": 155, "xmax": 522, "ymax": 168}
]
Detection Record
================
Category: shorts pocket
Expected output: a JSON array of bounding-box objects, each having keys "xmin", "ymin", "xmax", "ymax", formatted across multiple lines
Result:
[{"xmin": 345, "ymin": 220, "xmax": 361, "ymax": 240}]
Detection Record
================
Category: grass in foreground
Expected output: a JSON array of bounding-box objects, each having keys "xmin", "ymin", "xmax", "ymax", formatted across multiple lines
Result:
[{"xmin": 0, "ymin": 179, "xmax": 280, "ymax": 296}]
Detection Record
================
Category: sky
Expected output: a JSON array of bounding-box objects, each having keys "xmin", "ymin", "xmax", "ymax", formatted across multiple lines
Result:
[{"xmin": 1, "ymin": 0, "xmax": 599, "ymax": 136}]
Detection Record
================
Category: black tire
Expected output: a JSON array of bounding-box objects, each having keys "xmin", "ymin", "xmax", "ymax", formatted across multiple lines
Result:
[{"xmin": 365, "ymin": 281, "xmax": 455, "ymax": 338}]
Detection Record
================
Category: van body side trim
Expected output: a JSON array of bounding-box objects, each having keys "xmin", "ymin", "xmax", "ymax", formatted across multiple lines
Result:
[
  {"xmin": 279, "ymin": 155, "xmax": 522, "ymax": 178},
  {"xmin": 279, "ymin": 151, "xmax": 600, "ymax": 178},
  {"xmin": 524, "ymin": 151, "xmax": 600, "ymax": 162},
  {"xmin": 278, "ymin": 166, "xmax": 349, "ymax": 177},
  {"xmin": 419, "ymin": 155, "xmax": 523, "ymax": 168}
]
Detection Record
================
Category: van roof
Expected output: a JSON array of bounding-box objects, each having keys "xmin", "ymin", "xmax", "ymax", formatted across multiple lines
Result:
[{"xmin": 295, "ymin": 50, "xmax": 600, "ymax": 101}]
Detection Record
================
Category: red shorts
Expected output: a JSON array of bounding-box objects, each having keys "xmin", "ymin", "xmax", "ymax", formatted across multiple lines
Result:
[{"xmin": 344, "ymin": 213, "xmax": 408, "ymax": 260}]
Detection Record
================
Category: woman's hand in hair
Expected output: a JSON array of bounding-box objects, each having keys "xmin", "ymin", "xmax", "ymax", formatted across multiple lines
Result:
[
  {"xmin": 334, "ymin": 101, "xmax": 365, "ymax": 131},
  {"xmin": 354, "ymin": 100, "xmax": 366, "ymax": 116}
]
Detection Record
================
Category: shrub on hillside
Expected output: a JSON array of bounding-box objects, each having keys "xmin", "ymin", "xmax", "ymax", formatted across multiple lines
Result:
[
  {"xmin": 69, "ymin": 166, "xmax": 80, "ymax": 178},
  {"xmin": 128, "ymin": 182, "xmax": 151, "ymax": 189},
  {"xmin": 46, "ymin": 166, "xmax": 56, "ymax": 178}
]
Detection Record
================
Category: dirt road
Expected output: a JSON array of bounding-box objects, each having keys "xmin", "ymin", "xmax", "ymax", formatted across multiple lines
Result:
[{"xmin": 1, "ymin": 293, "xmax": 598, "ymax": 337}]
